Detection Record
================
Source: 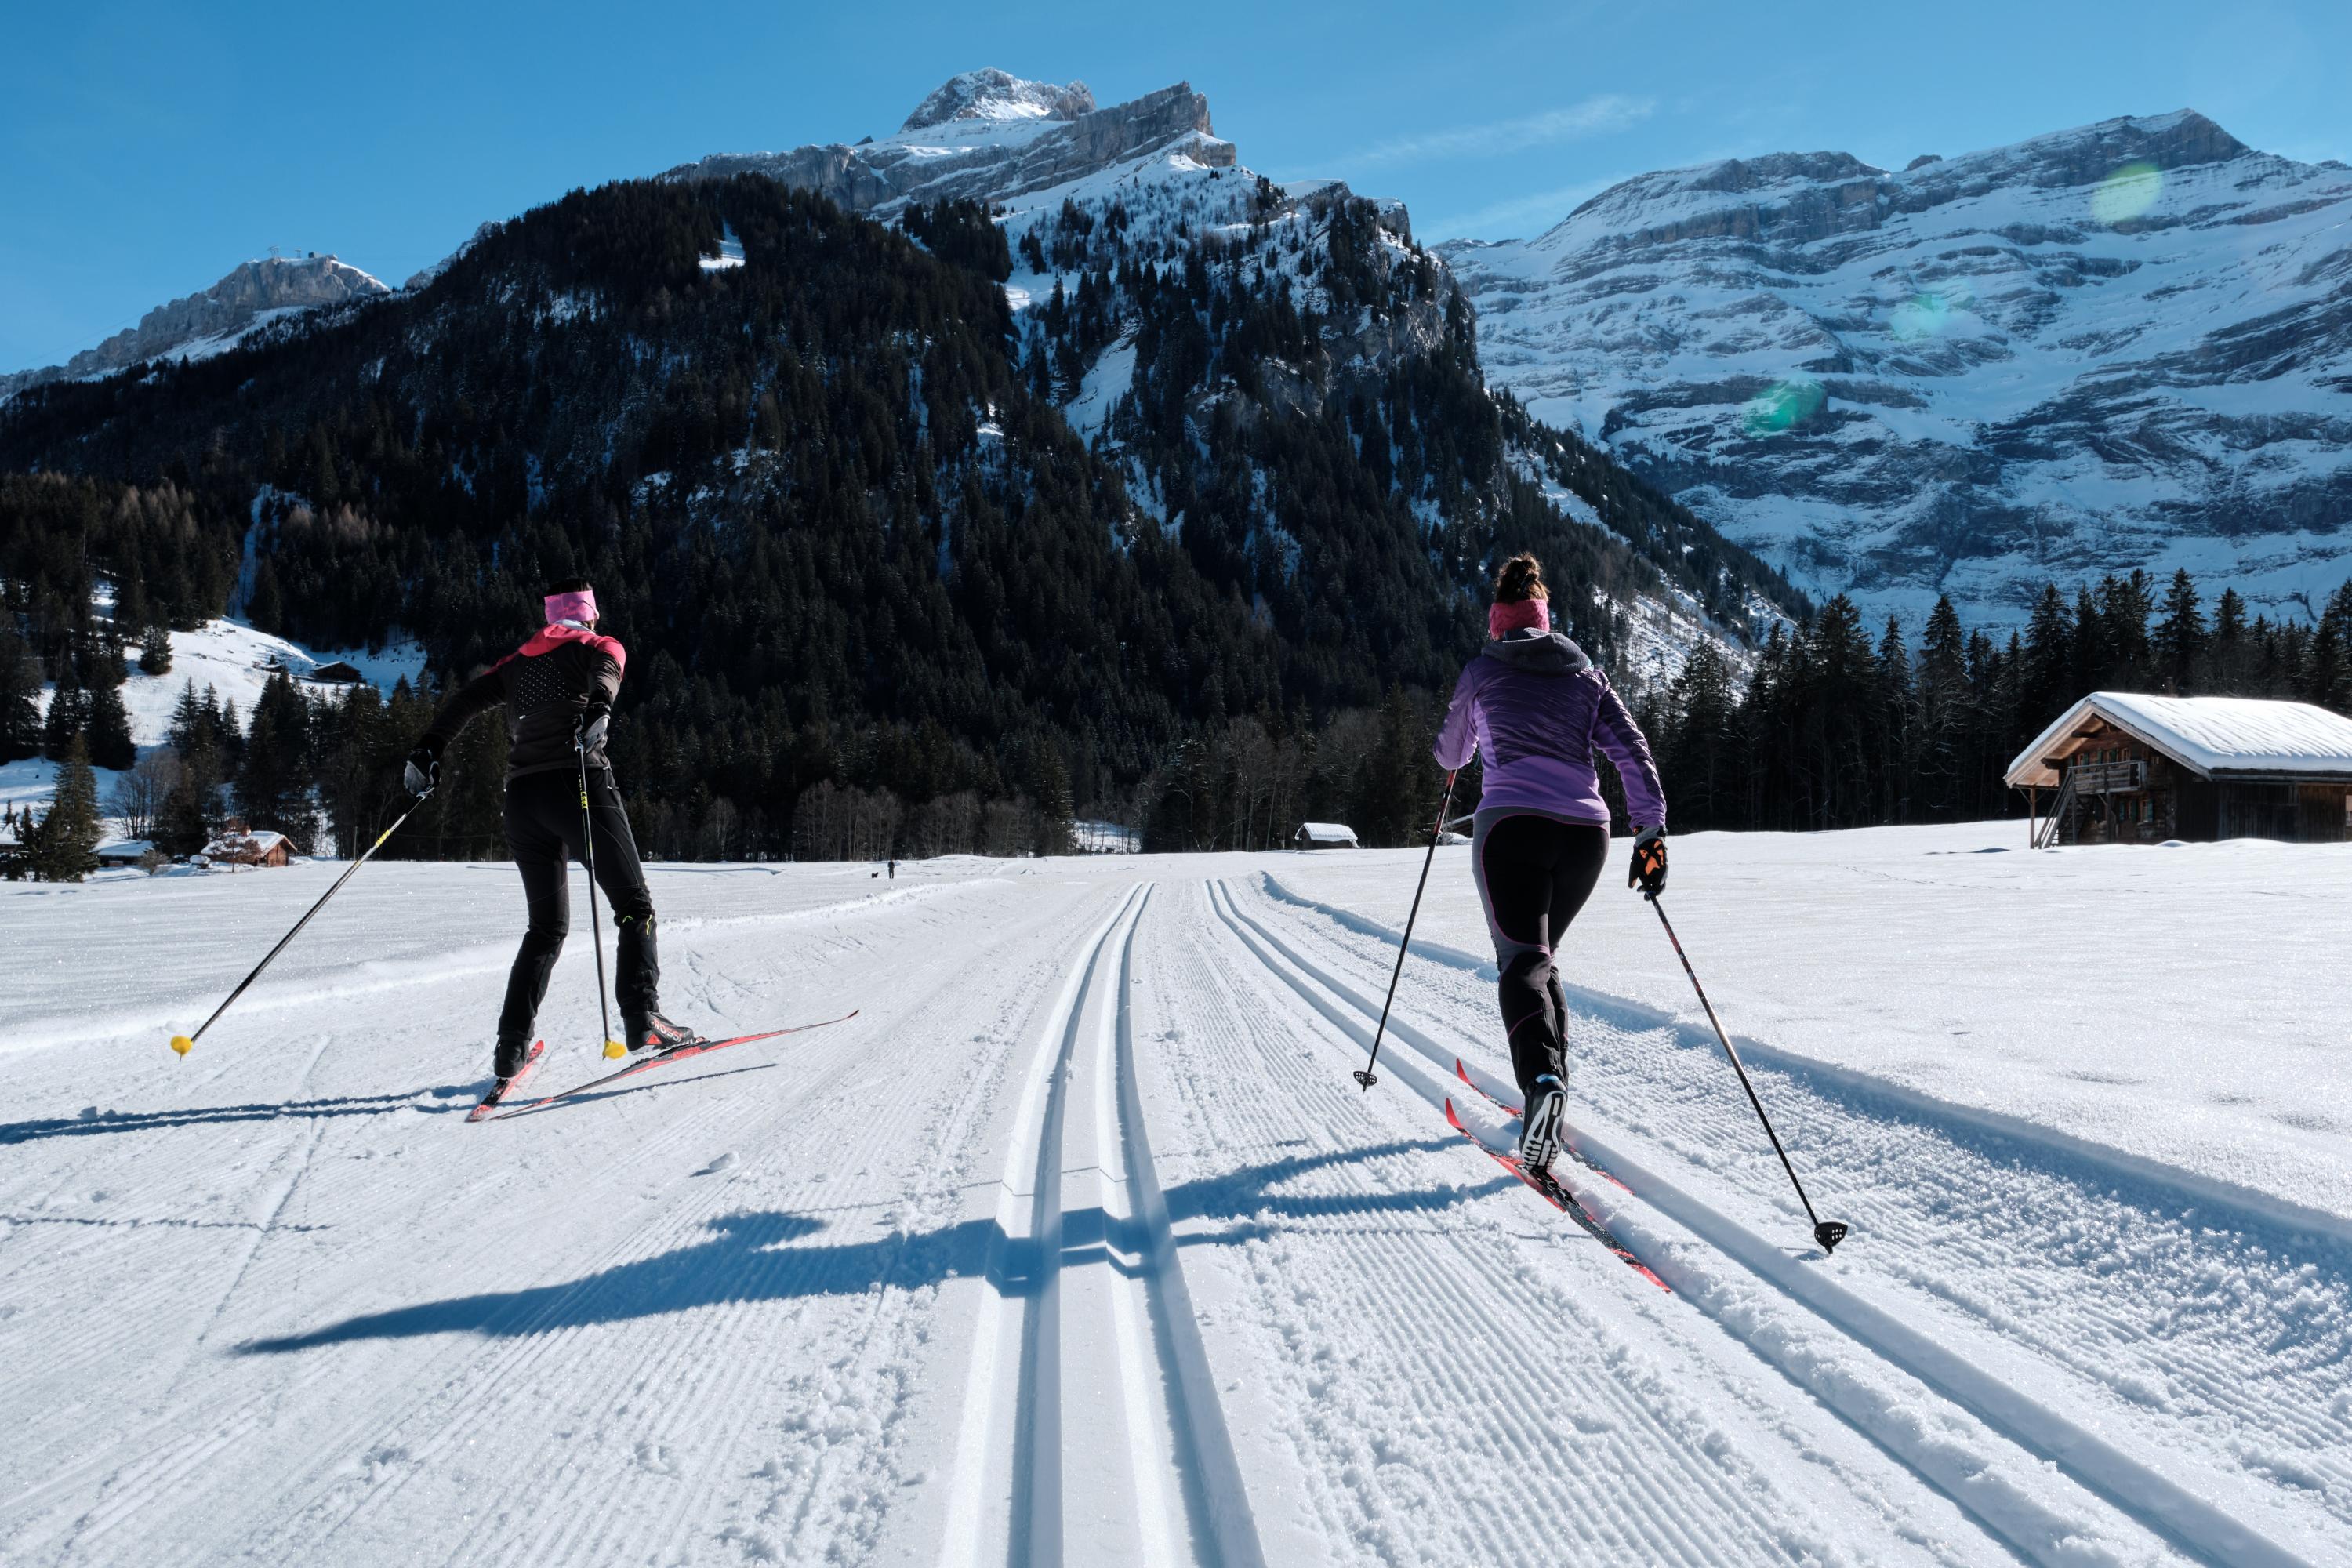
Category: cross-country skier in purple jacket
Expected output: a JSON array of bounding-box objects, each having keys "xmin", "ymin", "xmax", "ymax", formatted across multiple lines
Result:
[{"xmin": 1433, "ymin": 553, "xmax": 1670, "ymax": 1173}]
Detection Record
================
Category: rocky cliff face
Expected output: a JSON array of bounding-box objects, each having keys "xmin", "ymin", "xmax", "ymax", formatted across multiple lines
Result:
[
  {"xmin": 2, "ymin": 255, "xmax": 388, "ymax": 401},
  {"xmin": 665, "ymin": 70, "xmax": 1233, "ymax": 216},
  {"xmin": 1439, "ymin": 111, "xmax": 2352, "ymax": 628}
]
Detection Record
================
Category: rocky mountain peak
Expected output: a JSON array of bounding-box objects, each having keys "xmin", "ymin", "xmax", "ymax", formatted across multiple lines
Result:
[
  {"xmin": 1438, "ymin": 109, "xmax": 2352, "ymax": 630},
  {"xmin": 2, "ymin": 253, "xmax": 388, "ymax": 402},
  {"xmin": 898, "ymin": 70, "xmax": 1095, "ymax": 132},
  {"xmin": 666, "ymin": 74, "xmax": 1228, "ymax": 216}
]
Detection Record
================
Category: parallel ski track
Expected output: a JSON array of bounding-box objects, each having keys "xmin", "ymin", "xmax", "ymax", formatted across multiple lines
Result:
[
  {"xmin": 1182, "ymin": 880, "xmax": 1985, "ymax": 1566},
  {"xmin": 939, "ymin": 883, "xmax": 1267, "ymax": 1568},
  {"xmin": 1222, "ymin": 875, "xmax": 2334, "ymax": 1568},
  {"xmin": 1, "ymin": 878, "xmax": 1107, "ymax": 1566}
]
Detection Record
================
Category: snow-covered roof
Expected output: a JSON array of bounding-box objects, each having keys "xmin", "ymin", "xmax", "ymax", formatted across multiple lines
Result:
[
  {"xmin": 2005, "ymin": 693, "xmax": 2352, "ymax": 787},
  {"xmin": 203, "ymin": 829, "xmax": 289, "ymax": 858},
  {"xmin": 1297, "ymin": 822, "xmax": 1359, "ymax": 842}
]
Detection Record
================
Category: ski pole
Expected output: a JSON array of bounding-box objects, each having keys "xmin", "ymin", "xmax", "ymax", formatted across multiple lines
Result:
[
  {"xmin": 579, "ymin": 739, "xmax": 625, "ymax": 1060},
  {"xmin": 170, "ymin": 789, "xmax": 431, "ymax": 1057},
  {"xmin": 1353, "ymin": 769, "xmax": 1458, "ymax": 1091},
  {"xmin": 1646, "ymin": 892, "xmax": 1849, "ymax": 1254}
]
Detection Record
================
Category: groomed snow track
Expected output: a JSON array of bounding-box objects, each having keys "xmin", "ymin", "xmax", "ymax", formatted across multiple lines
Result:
[{"xmin": 3, "ymin": 855, "xmax": 2345, "ymax": 1565}]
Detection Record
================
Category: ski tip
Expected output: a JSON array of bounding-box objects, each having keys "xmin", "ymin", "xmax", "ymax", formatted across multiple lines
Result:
[
  {"xmin": 1443, "ymin": 1097, "xmax": 1467, "ymax": 1132},
  {"xmin": 1454, "ymin": 1057, "xmax": 1470, "ymax": 1084}
]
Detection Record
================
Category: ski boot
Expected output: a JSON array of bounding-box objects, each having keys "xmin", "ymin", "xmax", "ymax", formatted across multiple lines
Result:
[
  {"xmin": 494, "ymin": 1033, "xmax": 537, "ymax": 1081},
  {"xmin": 1517, "ymin": 1073, "xmax": 1567, "ymax": 1174},
  {"xmin": 621, "ymin": 1012, "xmax": 701, "ymax": 1056}
]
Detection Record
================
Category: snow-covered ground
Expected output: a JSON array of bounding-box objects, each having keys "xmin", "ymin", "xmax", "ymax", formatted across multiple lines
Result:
[{"xmin": 3, "ymin": 826, "xmax": 2346, "ymax": 1564}]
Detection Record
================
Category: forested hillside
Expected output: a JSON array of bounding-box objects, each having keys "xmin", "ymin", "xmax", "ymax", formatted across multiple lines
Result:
[{"xmin": 0, "ymin": 174, "xmax": 1798, "ymax": 858}]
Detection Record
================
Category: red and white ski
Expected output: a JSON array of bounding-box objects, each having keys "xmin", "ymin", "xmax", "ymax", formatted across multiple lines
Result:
[
  {"xmin": 1444, "ymin": 1097, "xmax": 1668, "ymax": 1291},
  {"xmin": 484, "ymin": 1011, "xmax": 859, "ymax": 1122},
  {"xmin": 467, "ymin": 1040, "xmax": 548, "ymax": 1122}
]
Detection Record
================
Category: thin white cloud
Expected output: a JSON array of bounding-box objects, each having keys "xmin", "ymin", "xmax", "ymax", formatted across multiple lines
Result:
[
  {"xmin": 1421, "ymin": 176, "xmax": 1624, "ymax": 242},
  {"xmin": 1345, "ymin": 93, "xmax": 1654, "ymax": 168}
]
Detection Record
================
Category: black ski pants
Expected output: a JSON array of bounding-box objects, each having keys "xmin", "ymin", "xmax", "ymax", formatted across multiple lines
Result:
[
  {"xmin": 497, "ymin": 766, "xmax": 659, "ymax": 1044},
  {"xmin": 1470, "ymin": 811, "xmax": 1610, "ymax": 1099}
]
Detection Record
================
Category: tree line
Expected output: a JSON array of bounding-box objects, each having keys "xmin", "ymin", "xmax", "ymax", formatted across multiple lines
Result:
[{"xmin": 1642, "ymin": 569, "xmax": 2352, "ymax": 833}]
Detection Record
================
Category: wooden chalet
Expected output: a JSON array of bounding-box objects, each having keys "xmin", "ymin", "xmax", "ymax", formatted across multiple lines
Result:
[
  {"xmin": 202, "ymin": 823, "xmax": 292, "ymax": 868},
  {"xmin": 1294, "ymin": 822, "xmax": 1360, "ymax": 850},
  {"xmin": 2005, "ymin": 692, "xmax": 2352, "ymax": 847}
]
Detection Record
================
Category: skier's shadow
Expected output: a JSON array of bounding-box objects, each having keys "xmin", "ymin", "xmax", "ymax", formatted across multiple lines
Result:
[
  {"xmin": 0, "ymin": 1091, "xmax": 474, "ymax": 1145},
  {"xmin": 240, "ymin": 1138, "xmax": 1504, "ymax": 1353}
]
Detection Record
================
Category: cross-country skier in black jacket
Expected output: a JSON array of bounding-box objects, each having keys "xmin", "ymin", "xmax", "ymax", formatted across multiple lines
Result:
[{"xmin": 405, "ymin": 579, "xmax": 699, "ymax": 1087}]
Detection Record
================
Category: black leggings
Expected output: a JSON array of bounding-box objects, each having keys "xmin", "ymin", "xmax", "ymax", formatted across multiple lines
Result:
[
  {"xmin": 1470, "ymin": 811, "xmax": 1609, "ymax": 1098},
  {"xmin": 498, "ymin": 767, "xmax": 659, "ymax": 1043}
]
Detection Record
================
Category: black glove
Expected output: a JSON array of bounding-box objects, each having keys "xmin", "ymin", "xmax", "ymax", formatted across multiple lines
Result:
[
  {"xmin": 1628, "ymin": 826, "xmax": 1667, "ymax": 897},
  {"xmin": 403, "ymin": 742, "xmax": 441, "ymax": 797},
  {"xmin": 575, "ymin": 707, "xmax": 610, "ymax": 753}
]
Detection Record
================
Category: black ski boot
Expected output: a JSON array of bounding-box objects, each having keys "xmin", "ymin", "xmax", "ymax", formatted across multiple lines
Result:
[
  {"xmin": 1518, "ymin": 1073, "xmax": 1567, "ymax": 1173},
  {"xmin": 494, "ymin": 1033, "xmax": 535, "ymax": 1081},
  {"xmin": 622, "ymin": 1012, "xmax": 700, "ymax": 1056}
]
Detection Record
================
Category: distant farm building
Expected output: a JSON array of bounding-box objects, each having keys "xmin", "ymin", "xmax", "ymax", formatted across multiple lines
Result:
[
  {"xmin": 309, "ymin": 661, "xmax": 366, "ymax": 684},
  {"xmin": 1294, "ymin": 822, "xmax": 1359, "ymax": 850},
  {"xmin": 2005, "ymin": 693, "xmax": 2352, "ymax": 846},
  {"xmin": 202, "ymin": 825, "xmax": 292, "ymax": 868},
  {"xmin": 93, "ymin": 840, "xmax": 155, "ymax": 868}
]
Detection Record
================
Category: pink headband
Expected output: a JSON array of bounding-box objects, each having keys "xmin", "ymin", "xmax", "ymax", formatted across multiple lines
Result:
[
  {"xmin": 1489, "ymin": 598, "xmax": 1550, "ymax": 638},
  {"xmin": 544, "ymin": 589, "xmax": 598, "ymax": 624}
]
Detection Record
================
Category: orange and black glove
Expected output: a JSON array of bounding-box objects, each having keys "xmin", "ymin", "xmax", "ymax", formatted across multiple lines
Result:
[{"xmin": 1628, "ymin": 826, "xmax": 1667, "ymax": 897}]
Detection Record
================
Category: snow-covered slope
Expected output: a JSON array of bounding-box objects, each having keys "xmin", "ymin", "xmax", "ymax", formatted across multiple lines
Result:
[
  {"xmin": 1, "ymin": 256, "xmax": 390, "ymax": 401},
  {"xmin": 2, "ymin": 831, "xmax": 2347, "ymax": 1563},
  {"xmin": 1440, "ymin": 111, "xmax": 2352, "ymax": 629},
  {"xmin": 0, "ymin": 610, "xmax": 423, "ymax": 822}
]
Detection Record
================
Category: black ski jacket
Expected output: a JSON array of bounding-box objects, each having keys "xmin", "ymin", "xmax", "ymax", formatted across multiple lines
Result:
[{"xmin": 419, "ymin": 623, "xmax": 626, "ymax": 781}]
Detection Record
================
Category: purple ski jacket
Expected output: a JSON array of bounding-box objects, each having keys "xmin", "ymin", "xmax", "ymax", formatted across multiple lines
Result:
[{"xmin": 1433, "ymin": 630, "xmax": 1668, "ymax": 829}]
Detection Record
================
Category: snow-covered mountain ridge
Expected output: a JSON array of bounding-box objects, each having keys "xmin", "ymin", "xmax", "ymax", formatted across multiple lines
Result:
[
  {"xmin": 666, "ymin": 69, "xmax": 1798, "ymax": 669},
  {"xmin": 0, "ymin": 255, "xmax": 388, "ymax": 402},
  {"xmin": 1439, "ymin": 109, "xmax": 2352, "ymax": 630},
  {"xmin": 664, "ymin": 68, "xmax": 1233, "ymax": 216}
]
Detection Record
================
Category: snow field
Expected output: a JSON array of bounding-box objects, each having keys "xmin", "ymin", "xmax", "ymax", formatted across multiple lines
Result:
[{"xmin": 3, "ymin": 829, "xmax": 2347, "ymax": 1564}]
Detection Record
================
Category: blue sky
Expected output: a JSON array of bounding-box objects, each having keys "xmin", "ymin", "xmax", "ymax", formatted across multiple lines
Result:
[{"xmin": 4, "ymin": 0, "xmax": 2345, "ymax": 372}]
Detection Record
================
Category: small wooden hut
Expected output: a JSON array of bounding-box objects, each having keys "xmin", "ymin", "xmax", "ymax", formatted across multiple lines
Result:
[
  {"xmin": 1294, "ymin": 822, "xmax": 1360, "ymax": 850},
  {"xmin": 2005, "ymin": 692, "xmax": 2352, "ymax": 847},
  {"xmin": 202, "ymin": 824, "xmax": 292, "ymax": 868}
]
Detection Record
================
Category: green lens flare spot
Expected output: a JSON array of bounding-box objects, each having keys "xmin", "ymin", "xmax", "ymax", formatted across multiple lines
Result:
[
  {"xmin": 1889, "ymin": 291, "xmax": 1951, "ymax": 341},
  {"xmin": 1741, "ymin": 379, "xmax": 1826, "ymax": 437},
  {"xmin": 2092, "ymin": 161, "xmax": 2162, "ymax": 227}
]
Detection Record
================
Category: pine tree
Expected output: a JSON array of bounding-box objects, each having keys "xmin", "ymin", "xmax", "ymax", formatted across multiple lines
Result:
[
  {"xmin": 2154, "ymin": 568, "xmax": 2205, "ymax": 694},
  {"xmin": 84, "ymin": 677, "xmax": 136, "ymax": 771},
  {"xmin": 236, "ymin": 669, "xmax": 318, "ymax": 850},
  {"xmin": 138, "ymin": 623, "xmax": 173, "ymax": 675},
  {"xmin": 30, "ymin": 735, "xmax": 103, "ymax": 881},
  {"xmin": 2207, "ymin": 589, "xmax": 2248, "ymax": 693},
  {"xmin": 0, "ymin": 630, "xmax": 42, "ymax": 764},
  {"xmin": 42, "ymin": 665, "xmax": 87, "ymax": 762}
]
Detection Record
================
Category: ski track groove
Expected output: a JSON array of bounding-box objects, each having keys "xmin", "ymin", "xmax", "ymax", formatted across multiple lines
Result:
[
  {"xmin": 1174, "ymin": 881, "xmax": 1965, "ymax": 1567},
  {"xmin": 1205, "ymin": 877, "xmax": 2165, "ymax": 1566},
  {"xmin": 316, "ymin": 886, "xmax": 1106, "ymax": 1568},
  {"xmin": 1224, "ymin": 875, "xmax": 2336, "ymax": 1567},
  {"xmin": 4, "ymin": 882, "xmax": 1107, "ymax": 1567}
]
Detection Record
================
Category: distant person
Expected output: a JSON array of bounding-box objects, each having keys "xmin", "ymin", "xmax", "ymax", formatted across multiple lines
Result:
[
  {"xmin": 404, "ymin": 579, "xmax": 703, "ymax": 1091},
  {"xmin": 887, "ymin": 858, "xmax": 897, "ymax": 880},
  {"xmin": 1432, "ymin": 552, "xmax": 1668, "ymax": 1174}
]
